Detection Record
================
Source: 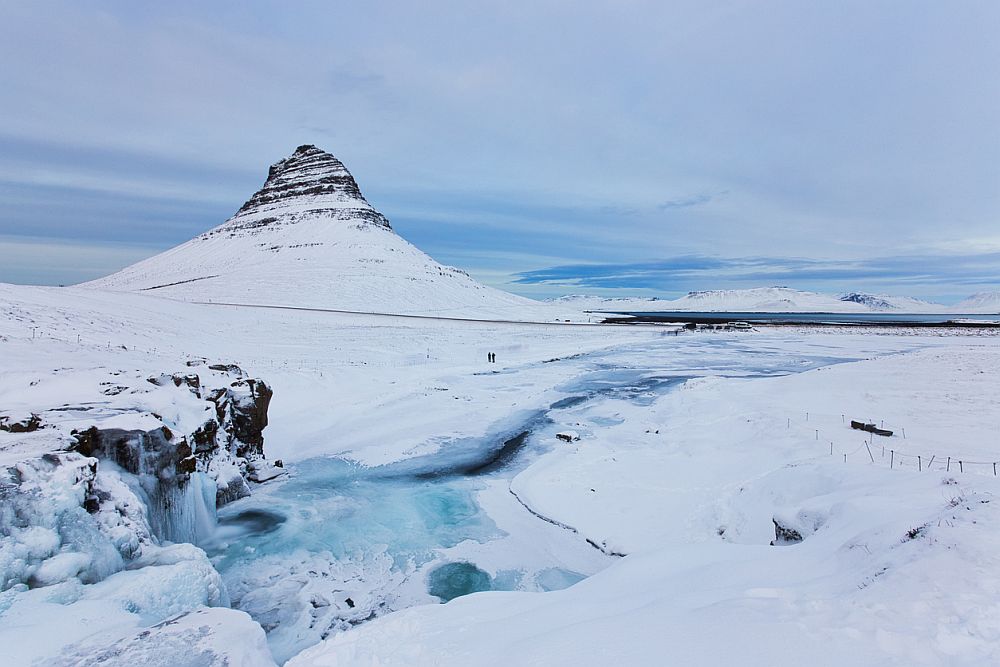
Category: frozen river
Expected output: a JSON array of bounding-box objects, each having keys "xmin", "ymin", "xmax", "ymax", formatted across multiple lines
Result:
[{"xmin": 206, "ymin": 337, "xmax": 860, "ymax": 662}]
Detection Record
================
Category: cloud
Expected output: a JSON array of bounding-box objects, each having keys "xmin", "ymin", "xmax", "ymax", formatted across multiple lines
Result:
[
  {"xmin": 0, "ymin": 2, "xmax": 997, "ymax": 297},
  {"xmin": 657, "ymin": 191, "xmax": 727, "ymax": 209}
]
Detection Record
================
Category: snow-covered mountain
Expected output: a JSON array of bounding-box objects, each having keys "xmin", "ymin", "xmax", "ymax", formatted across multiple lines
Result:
[
  {"xmin": 82, "ymin": 145, "xmax": 549, "ymax": 319},
  {"xmin": 837, "ymin": 292, "xmax": 943, "ymax": 312},
  {"xmin": 548, "ymin": 295, "xmax": 668, "ymax": 311},
  {"xmin": 666, "ymin": 288, "xmax": 864, "ymax": 312},
  {"xmin": 954, "ymin": 291, "xmax": 1000, "ymax": 314},
  {"xmin": 556, "ymin": 288, "xmax": 949, "ymax": 313}
]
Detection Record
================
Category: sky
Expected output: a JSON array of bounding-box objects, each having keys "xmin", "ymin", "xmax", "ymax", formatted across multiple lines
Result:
[{"xmin": 0, "ymin": 0, "xmax": 998, "ymax": 303}]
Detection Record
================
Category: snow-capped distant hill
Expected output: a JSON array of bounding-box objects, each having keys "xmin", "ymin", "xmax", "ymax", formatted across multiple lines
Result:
[
  {"xmin": 82, "ymin": 145, "xmax": 552, "ymax": 320},
  {"xmin": 954, "ymin": 291, "xmax": 1000, "ymax": 314},
  {"xmin": 558, "ymin": 288, "xmax": 949, "ymax": 313},
  {"xmin": 668, "ymin": 288, "xmax": 868, "ymax": 312},
  {"xmin": 548, "ymin": 295, "xmax": 668, "ymax": 311},
  {"xmin": 837, "ymin": 292, "xmax": 943, "ymax": 313}
]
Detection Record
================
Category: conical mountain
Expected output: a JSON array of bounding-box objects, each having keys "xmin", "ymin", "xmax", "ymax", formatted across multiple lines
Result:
[{"xmin": 83, "ymin": 145, "xmax": 544, "ymax": 318}]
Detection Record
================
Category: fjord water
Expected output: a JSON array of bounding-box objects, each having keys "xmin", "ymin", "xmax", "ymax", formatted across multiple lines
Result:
[
  {"xmin": 618, "ymin": 311, "xmax": 1000, "ymax": 324},
  {"xmin": 206, "ymin": 337, "xmax": 858, "ymax": 662}
]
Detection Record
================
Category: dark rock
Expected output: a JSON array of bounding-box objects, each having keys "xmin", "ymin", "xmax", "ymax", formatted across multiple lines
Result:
[
  {"xmin": 213, "ymin": 379, "xmax": 273, "ymax": 459},
  {"xmin": 231, "ymin": 145, "xmax": 391, "ymax": 231},
  {"xmin": 176, "ymin": 456, "xmax": 197, "ymax": 475},
  {"xmin": 191, "ymin": 419, "xmax": 219, "ymax": 454},
  {"xmin": 0, "ymin": 413, "xmax": 42, "ymax": 433},
  {"xmin": 208, "ymin": 363, "xmax": 244, "ymax": 377},
  {"xmin": 770, "ymin": 519, "xmax": 803, "ymax": 546}
]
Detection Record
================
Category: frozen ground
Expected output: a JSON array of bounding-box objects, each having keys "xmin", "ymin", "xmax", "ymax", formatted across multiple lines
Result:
[{"xmin": 2, "ymin": 282, "xmax": 999, "ymax": 665}]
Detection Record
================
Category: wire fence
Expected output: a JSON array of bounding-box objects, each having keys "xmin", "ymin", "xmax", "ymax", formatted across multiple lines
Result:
[{"xmin": 786, "ymin": 409, "xmax": 999, "ymax": 477}]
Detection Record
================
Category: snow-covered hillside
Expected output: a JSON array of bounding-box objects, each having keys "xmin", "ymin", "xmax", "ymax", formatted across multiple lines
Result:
[
  {"xmin": 82, "ymin": 145, "xmax": 559, "ymax": 321},
  {"xmin": 954, "ymin": 291, "xmax": 1000, "ymax": 314},
  {"xmin": 555, "ymin": 288, "xmax": 948, "ymax": 313}
]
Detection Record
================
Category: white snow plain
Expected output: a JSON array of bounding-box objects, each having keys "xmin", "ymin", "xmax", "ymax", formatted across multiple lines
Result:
[{"xmin": 2, "ymin": 282, "xmax": 1000, "ymax": 666}]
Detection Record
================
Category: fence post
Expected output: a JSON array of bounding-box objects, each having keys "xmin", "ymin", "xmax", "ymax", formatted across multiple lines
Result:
[
  {"xmin": 787, "ymin": 418, "xmax": 790, "ymax": 428},
  {"xmin": 946, "ymin": 456, "xmax": 951, "ymax": 472},
  {"xmin": 928, "ymin": 455, "xmax": 935, "ymax": 470},
  {"xmin": 806, "ymin": 412, "xmax": 809, "ymax": 421},
  {"xmin": 959, "ymin": 460, "xmax": 964, "ymax": 473},
  {"xmin": 890, "ymin": 450, "xmax": 894, "ymax": 469},
  {"xmin": 902, "ymin": 428, "xmax": 906, "ymax": 439},
  {"xmin": 918, "ymin": 455, "xmax": 921, "ymax": 472},
  {"xmin": 830, "ymin": 442, "xmax": 834, "ymax": 455},
  {"xmin": 844, "ymin": 453, "xmax": 847, "ymax": 463},
  {"xmin": 866, "ymin": 443, "xmax": 875, "ymax": 463},
  {"xmin": 815, "ymin": 429, "xmax": 818, "ymax": 440},
  {"xmin": 994, "ymin": 462, "xmax": 997, "ymax": 476}
]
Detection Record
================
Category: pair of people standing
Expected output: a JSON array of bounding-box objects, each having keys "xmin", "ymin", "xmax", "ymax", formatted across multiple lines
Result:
[{"xmin": 487, "ymin": 352, "xmax": 497, "ymax": 364}]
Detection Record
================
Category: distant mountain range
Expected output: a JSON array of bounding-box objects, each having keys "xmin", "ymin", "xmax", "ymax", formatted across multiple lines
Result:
[{"xmin": 552, "ymin": 287, "xmax": 1000, "ymax": 314}]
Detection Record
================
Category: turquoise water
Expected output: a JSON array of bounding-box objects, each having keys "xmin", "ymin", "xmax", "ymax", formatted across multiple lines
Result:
[{"xmin": 206, "ymin": 337, "xmax": 865, "ymax": 661}]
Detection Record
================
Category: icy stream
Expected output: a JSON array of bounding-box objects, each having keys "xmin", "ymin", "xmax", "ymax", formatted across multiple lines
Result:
[{"xmin": 205, "ymin": 338, "xmax": 853, "ymax": 663}]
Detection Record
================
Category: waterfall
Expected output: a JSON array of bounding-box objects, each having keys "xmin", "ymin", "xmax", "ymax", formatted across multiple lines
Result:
[{"xmin": 146, "ymin": 472, "xmax": 219, "ymax": 545}]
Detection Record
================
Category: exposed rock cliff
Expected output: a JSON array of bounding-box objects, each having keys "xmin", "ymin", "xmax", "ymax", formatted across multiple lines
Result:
[{"xmin": 0, "ymin": 362, "xmax": 278, "ymax": 592}]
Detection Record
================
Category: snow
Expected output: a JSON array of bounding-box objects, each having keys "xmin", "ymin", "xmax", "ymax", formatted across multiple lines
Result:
[
  {"xmin": 79, "ymin": 146, "xmax": 574, "ymax": 322},
  {"xmin": 0, "ymin": 542, "xmax": 259, "ymax": 666},
  {"xmin": 954, "ymin": 291, "xmax": 1000, "ymax": 314},
  {"xmin": 47, "ymin": 607, "xmax": 275, "ymax": 667},
  {"xmin": 290, "ymin": 343, "xmax": 1000, "ymax": 667},
  {"xmin": 3, "ymin": 276, "xmax": 999, "ymax": 665},
  {"xmin": 3, "ymin": 145, "xmax": 999, "ymax": 665},
  {"xmin": 554, "ymin": 287, "xmax": 974, "ymax": 313}
]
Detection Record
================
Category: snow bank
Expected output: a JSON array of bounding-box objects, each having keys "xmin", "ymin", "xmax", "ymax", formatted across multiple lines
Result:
[{"xmin": 290, "ymin": 344, "xmax": 1000, "ymax": 666}]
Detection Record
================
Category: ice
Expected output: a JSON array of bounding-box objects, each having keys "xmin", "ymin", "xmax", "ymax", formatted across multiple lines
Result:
[
  {"xmin": 134, "ymin": 470, "xmax": 219, "ymax": 546},
  {"xmin": 1, "ymin": 454, "xmax": 128, "ymax": 590},
  {"xmin": 30, "ymin": 551, "xmax": 93, "ymax": 587},
  {"xmin": 48, "ymin": 608, "xmax": 276, "ymax": 667},
  {"xmin": 88, "ymin": 543, "xmax": 229, "ymax": 619},
  {"xmin": 534, "ymin": 567, "xmax": 585, "ymax": 592},
  {"xmin": 427, "ymin": 562, "xmax": 492, "ymax": 601},
  {"xmin": 0, "ymin": 542, "xmax": 235, "ymax": 665}
]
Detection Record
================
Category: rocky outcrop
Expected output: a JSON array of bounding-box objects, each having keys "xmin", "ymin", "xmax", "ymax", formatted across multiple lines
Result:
[
  {"xmin": 0, "ymin": 412, "xmax": 42, "ymax": 433},
  {"xmin": 71, "ymin": 365, "xmax": 277, "ymax": 509},
  {"xmin": 770, "ymin": 519, "xmax": 803, "ymax": 545},
  {"xmin": 211, "ymin": 378, "xmax": 273, "ymax": 459},
  {"xmin": 224, "ymin": 144, "xmax": 391, "ymax": 233},
  {"xmin": 1, "ymin": 362, "xmax": 280, "ymax": 592},
  {"xmin": 770, "ymin": 508, "xmax": 826, "ymax": 546}
]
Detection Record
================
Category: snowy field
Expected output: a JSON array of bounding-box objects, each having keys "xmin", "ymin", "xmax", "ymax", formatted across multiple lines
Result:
[{"xmin": 2, "ymin": 283, "xmax": 1000, "ymax": 666}]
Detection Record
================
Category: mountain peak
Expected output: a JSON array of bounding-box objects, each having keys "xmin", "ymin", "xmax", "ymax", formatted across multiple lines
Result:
[{"xmin": 227, "ymin": 145, "xmax": 390, "ymax": 230}]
